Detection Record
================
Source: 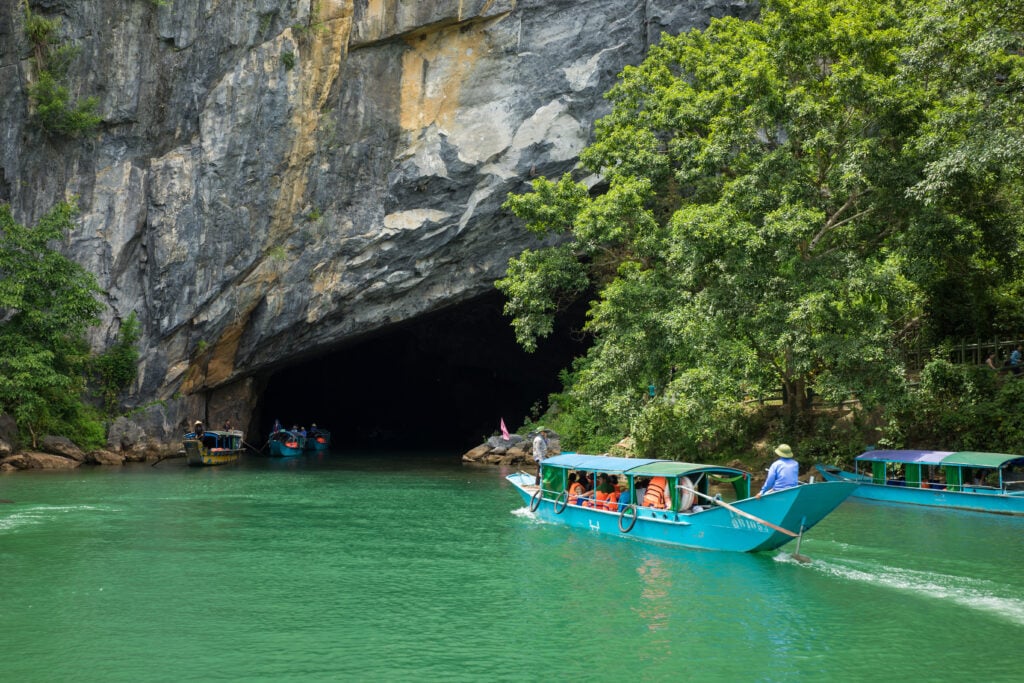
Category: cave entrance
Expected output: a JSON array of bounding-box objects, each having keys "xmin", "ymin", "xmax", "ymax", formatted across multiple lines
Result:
[{"xmin": 255, "ymin": 291, "xmax": 587, "ymax": 453}]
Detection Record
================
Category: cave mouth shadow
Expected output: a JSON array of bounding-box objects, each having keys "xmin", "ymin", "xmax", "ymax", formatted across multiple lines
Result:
[{"xmin": 255, "ymin": 291, "xmax": 588, "ymax": 454}]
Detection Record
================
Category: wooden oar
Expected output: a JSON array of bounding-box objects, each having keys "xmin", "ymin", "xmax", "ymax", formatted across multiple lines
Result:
[{"xmin": 680, "ymin": 485, "xmax": 811, "ymax": 563}]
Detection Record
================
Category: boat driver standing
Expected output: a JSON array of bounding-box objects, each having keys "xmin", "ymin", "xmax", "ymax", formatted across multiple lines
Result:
[{"xmin": 532, "ymin": 428, "xmax": 549, "ymax": 486}]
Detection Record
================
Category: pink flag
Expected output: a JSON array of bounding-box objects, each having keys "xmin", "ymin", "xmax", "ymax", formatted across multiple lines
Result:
[{"xmin": 500, "ymin": 418, "xmax": 510, "ymax": 441}]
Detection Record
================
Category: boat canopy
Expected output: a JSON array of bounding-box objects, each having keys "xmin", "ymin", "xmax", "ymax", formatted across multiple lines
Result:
[
  {"xmin": 542, "ymin": 453, "xmax": 748, "ymax": 478},
  {"xmin": 855, "ymin": 450, "xmax": 1024, "ymax": 469},
  {"xmin": 628, "ymin": 461, "xmax": 746, "ymax": 478},
  {"xmin": 542, "ymin": 453, "xmax": 663, "ymax": 472}
]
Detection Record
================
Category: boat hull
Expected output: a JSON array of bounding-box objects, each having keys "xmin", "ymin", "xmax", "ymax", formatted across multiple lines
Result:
[
  {"xmin": 184, "ymin": 440, "xmax": 242, "ymax": 466},
  {"xmin": 507, "ymin": 472, "xmax": 856, "ymax": 553},
  {"xmin": 305, "ymin": 434, "xmax": 330, "ymax": 451},
  {"xmin": 815, "ymin": 464, "xmax": 1024, "ymax": 516},
  {"xmin": 268, "ymin": 440, "xmax": 304, "ymax": 457}
]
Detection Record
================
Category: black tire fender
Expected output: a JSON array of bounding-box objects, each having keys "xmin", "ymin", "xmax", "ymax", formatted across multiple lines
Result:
[{"xmin": 619, "ymin": 504, "xmax": 638, "ymax": 533}]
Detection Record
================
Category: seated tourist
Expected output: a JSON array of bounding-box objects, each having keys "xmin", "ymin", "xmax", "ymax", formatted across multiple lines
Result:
[
  {"xmin": 643, "ymin": 476, "xmax": 671, "ymax": 509},
  {"xmin": 567, "ymin": 473, "xmax": 586, "ymax": 505}
]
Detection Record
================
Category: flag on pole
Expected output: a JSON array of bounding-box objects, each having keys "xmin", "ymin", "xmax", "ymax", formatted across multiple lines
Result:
[{"xmin": 500, "ymin": 418, "xmax": 510, "ymax": 441}]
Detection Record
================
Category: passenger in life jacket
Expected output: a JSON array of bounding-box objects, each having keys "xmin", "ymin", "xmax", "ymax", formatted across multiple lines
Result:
[
  {"xmin": 604, "ymin": 475, "xmax": 621, "ymax": 510},
  {"xmin": 593, "ymin": 473, "xmax": 617, "ymax": 510},
  {"xmin": 643, "ymin": 476, "xmax": 671, "ymax": 509},
  {"xmin": 567, "ymin": 473, "xmax": 586, "ymax": 505},
  {"xmin": 617, "ymin": 482, "xmax": 632, "ymax": 512},
  {"xmin": 579, "ymin": 472, "xmax": 604, "ymax": 507}
]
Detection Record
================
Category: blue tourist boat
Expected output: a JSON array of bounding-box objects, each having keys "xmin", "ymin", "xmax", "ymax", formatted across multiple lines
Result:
[
  {"xmin": 507, "ymin": 453, "xmax": 857, "ymax": 554},
  {"xmin": 268, "ymin": 429, "xmax": 305, "ymax": 457},
  {"xmin": 183, "ymin": 429, "xmax": 245, "ymax": 466},
  {"xmin": 815, "ymin": 449, "xmax": 1024, "ymax": 516},
  {"xmin": 305, "ymin": 427, "xmax": 331, "ymax": 451}
]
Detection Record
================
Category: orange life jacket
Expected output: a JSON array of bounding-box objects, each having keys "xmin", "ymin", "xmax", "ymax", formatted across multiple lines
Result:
[
  {"xmin": 568, "ymin": 482, "xmax": 585, "ymax": 504},
  {"xmin": 644, "ymin": 476, "xmax": 670, "ymax": 509}
]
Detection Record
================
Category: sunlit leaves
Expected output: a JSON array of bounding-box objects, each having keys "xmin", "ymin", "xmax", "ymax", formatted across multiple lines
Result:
[
  {"xmin": 499, "ymin": 0, "xmax": 1024, "ymax": 454},
  {"xmin": 0, "ymin": 202, "xmax": 103, "ymax": 445}
]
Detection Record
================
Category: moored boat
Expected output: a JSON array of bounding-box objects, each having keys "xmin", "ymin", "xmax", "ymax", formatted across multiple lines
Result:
[
  {"xmin": 304, "ymin": 427, "xmax": 331, "ymax": 451},
  {"xmin": 507, "ymin": 453, "xmax": 857, "ymax": 554},
  {"xmin": 815, "ymin": 449, "xmax": 1024, "ymax": 515},
  {"xmin": 268, "ymin": 429, "xmax": 305, "ymax": 457},
  {"xmin": 183, "ymin": 429, "xmax": 245, "ymax": 466}
]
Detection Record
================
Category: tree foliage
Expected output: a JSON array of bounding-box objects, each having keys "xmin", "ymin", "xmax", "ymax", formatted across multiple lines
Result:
[
  {"xmin": 93, "ymin": 312, "xmax": 141, "ymax": 416},
  {"xmin": 23, "ymin": 3, "xmax": 101, "ymax": 138},
  {"xmin": 499, "ymin": 0, "xmax": 1024, "ymax": 456},
  {"xmin": 0, "ymin": 202, "xmax": 104, "ymax": 447}
]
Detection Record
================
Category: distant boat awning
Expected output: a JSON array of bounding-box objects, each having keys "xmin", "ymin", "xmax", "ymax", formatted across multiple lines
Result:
[
  {"xmin": 855, "ymin": 449, "xmax": 1024, "ymax": 469},
  {"xmin": 855, "ymin": 450, "xmax": 954, "ymax": 465}
]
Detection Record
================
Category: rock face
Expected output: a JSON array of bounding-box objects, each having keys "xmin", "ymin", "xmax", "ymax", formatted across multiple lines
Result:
[{"xmin": 0, "ymin": 0, "xmax": 755, "ymax": 444}]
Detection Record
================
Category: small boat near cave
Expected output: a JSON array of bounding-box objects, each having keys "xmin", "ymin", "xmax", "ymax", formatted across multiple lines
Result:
[
  {"xmin": 507, "ymin": 453, "xmax": 857, "ymax": 554},
  {"xmin": 304, "ymin": 428, "xmax": 331, "ymax": 451},
  {"xmin": 183, "ymin": 429, "xmax": 245, "ymax": 466},
  {"xmin": 268, "ymin": 429, "xmax": 305, "ymax": 457},
  {"xmin": 815, "ymin": 449, "xmax": 1024, "ymax": 516}
]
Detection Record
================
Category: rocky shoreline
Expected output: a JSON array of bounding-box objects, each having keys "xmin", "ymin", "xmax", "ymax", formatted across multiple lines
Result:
[
  {"xmin": 0, "ymin": 434, "xmax": 170, "ymax": 472},
  {"xmin": 0, "ymin": 415, "xmax": 175, "ymax": 472}
]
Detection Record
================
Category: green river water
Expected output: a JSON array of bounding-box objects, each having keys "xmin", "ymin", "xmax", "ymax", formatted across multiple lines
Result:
[{"xmin": 1, "ymin": 451, "xmax": 1022, "ymax": 682}]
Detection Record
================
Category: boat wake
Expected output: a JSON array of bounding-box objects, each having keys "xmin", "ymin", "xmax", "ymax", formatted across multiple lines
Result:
[
  {"xmin": 803, "ymin": 556, "xmax": 1024, "ymax": 625},
  {"xmin": 0, "ymin": 504, "xmax": 109, "ymax": 532},
  {"xmin": 511, "ymin": 506, "xmax": 539, "ymax": 521}
]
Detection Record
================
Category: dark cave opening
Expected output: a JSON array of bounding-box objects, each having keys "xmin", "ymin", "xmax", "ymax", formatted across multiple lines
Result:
[{"xmin": 255, "ymin": 291, "xmax": 588, "ymax": 453}]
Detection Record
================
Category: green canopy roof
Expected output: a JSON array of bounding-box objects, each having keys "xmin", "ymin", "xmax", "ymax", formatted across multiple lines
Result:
[
  {"xmin": 943, "ymin": 451, "xmax": 1024, "ymax": 468},
  {"xmin": 628, "ymin": 461, "xmax": 745, "ymax": 478},
  {"xmin": 854, "ymin": 449, "xmax": 1024, "ymax": 469},
  {"xmin": 541, "ymin": 453, "xmax": 747, "ymax": 478}
]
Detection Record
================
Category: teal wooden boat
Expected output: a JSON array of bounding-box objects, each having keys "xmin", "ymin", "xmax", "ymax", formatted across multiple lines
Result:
[
  {"xmin": 183, "ymin": 429, "xmax": 244, "ymax": 466},
  {"xmin": 268, "ymin": 429, "xmax": 305, "ymax": 457},
  {"xmin": 507, "ymin": 453, "xmax": 857, "ymax": 554},
  {"xmin": 815, "ymin": 450, "xmax": 1024, "ymax": 515},
  {"xmin": 305, "ymin": 428, "xmax": 331, "ymax": 451}
]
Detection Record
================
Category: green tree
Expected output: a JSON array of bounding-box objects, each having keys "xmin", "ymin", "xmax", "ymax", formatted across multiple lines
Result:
[
  {"xmin": 0, "ymin": 202, "xmax": 104, "ymax": 447},
  {"xmin": 498, "ymin": 0, "xmax": 1024, "ymax": 456},
  {"xmin": 23, "ymin": 3, "xmax": 101, "ymax": 138},
  {"xmin": 93, "ymin": 311, "xmax": 140, "ymax": 415}
]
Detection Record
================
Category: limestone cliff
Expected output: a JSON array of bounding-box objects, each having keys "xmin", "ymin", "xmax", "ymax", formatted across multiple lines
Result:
[{"xmin": 0, "ymin": 0, "xmax": 754, "ymax": 443}]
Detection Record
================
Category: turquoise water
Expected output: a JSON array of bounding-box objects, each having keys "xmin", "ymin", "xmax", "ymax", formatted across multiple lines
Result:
[{"xmin": 2, "ymin": 452, "xmax": 1023, "ymax": 682}]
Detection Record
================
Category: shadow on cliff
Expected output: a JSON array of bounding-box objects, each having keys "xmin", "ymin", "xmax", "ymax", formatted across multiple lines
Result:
[{"xmin": 256, "ymin": 291, "xmax": 588, "ymax": 453}]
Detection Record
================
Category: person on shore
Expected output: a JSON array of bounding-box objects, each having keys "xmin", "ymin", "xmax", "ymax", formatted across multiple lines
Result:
[
  {"xmin": 1012, "ymin": 346, "xmax": 1023, "ymax": 375},
  {"xmin": 532, "ymin": 428, "xmax": 549, "ymax": 486},
  {"xmin": 757, "ymin": 444, "xmax": 800, "ymax": 497},
  {"xmin": 986, "ymin": 352, "xmax": 1001, "ymax": 372}
]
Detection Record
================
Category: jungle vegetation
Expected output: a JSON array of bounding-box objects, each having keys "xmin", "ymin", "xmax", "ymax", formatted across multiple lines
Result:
[
  {"xmin": 499, "ymin": 0, "xmax": 1024, "ymax": 465},
  {"xmin": 0, "ymin": 202, "xmax": 138, "ymax": 450}
]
